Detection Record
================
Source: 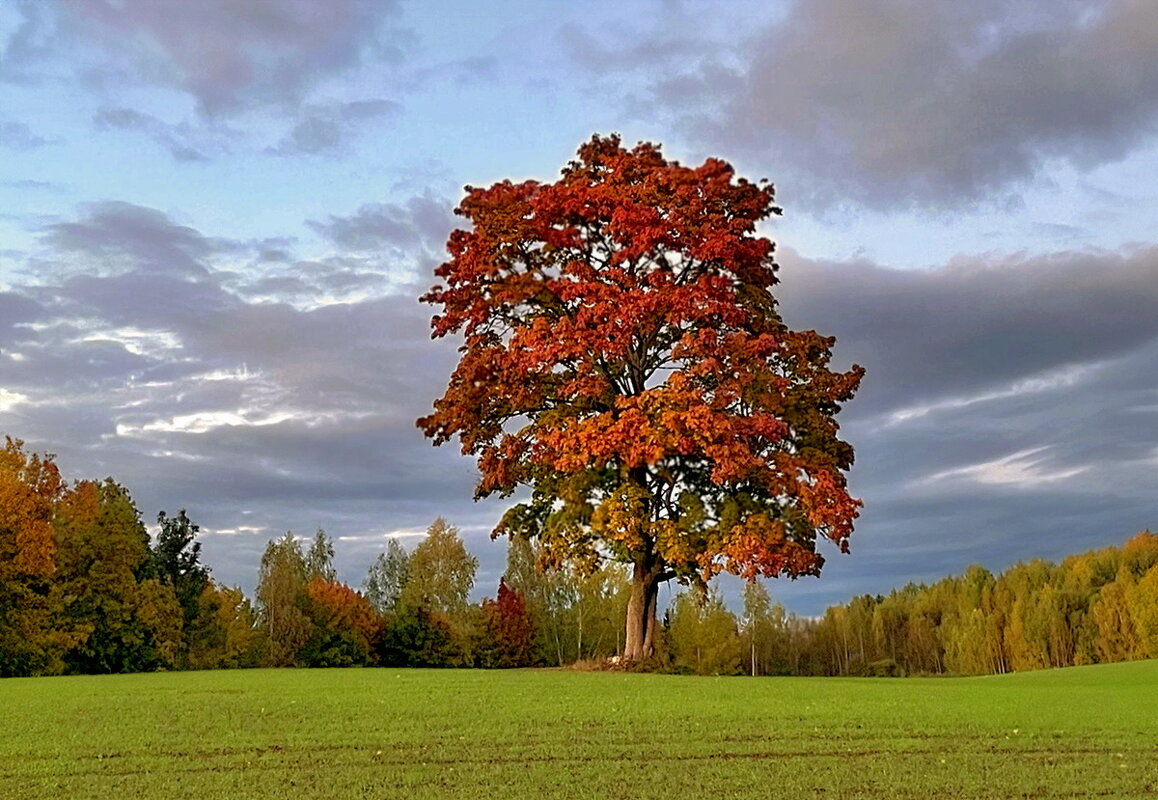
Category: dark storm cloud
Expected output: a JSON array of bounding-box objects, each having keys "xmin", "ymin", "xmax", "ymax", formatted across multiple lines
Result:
[
  {"xmin": 769, "ymin": 481, "xmax": 1153, "ymax": 612},
  {"xmin": 574, "ymin": 0, "xmax": 1158, "ymax": 208},
  {"xmin": 61, "ymin": 0, "xmax": 407, "ymax": 115},
  {"xmin": 4, "ymin": 337, "xmax": 152, "ymax": 394},
  {"xmin": 76, "ymin": 287, "xmax": 480, "ymax": 591}
]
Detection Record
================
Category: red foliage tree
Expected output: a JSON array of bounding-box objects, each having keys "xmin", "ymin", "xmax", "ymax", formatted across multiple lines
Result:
[
  {"xmin": 306, "ymin": 577, "xmax": 382, "ymax": 656},
  {"xmin": 482, "ymin": 578, "xmax": 535, "ymax": 667},
  {"xmin": 419, "ymin": 135, "xmax": 863, "ymax": 661}
]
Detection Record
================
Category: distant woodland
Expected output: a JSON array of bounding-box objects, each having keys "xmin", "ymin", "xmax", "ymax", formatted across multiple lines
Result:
[{"xmin": 2, "ymin": 437, "xmax": 1155, "ymax": 678}]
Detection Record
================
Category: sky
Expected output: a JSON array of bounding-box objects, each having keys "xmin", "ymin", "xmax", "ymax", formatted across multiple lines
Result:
[{"xmin": 1, "ymin": 0, "xmax": 1156, "ymax": 615}]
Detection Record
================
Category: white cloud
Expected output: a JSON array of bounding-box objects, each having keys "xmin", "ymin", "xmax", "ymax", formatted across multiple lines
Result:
[
  {"xmin": 885, "ymin": 361, "xmax": 1102, "ymax": 426},
  {"xmin": 0, "ymin": 388, "xmax": 28, "ymax": 412},
  {"xmin": 337, "ymin": 531, "xmax": 425, "ymax": 543},
  {"xmin": 117, "ymin": 409, "xmax": 297, "ymax": 436},
  {"xmin": 203, "ymin": 525, "xmax": 268, "ymax": 537},
  {"xmin": 82, "ymin": 326, "xmax": 182, "ymax": 358},
  {"xmin": 922, "ymin": 446, "xmax": 1090, "ymax": 488}
]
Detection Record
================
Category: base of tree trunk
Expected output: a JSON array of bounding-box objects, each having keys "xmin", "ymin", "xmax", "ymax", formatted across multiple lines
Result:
[{"xmin": 623, "ymin": 563, "xmax": 660, "ymax": 662}]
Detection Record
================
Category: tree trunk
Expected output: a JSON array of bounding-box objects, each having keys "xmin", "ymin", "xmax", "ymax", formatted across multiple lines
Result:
[
  {"xmin": 623, "ymin": 560, "xmax": 660, "ymax": 662},
  {"xmin": 577, "ymin": 603, "xmax": 584, "ymax": 662}
]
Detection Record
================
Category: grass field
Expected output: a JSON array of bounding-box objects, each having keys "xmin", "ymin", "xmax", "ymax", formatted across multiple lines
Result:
[{"xmin": 1, "ymin": 661, "xmax": 1155, "ymax": 799}]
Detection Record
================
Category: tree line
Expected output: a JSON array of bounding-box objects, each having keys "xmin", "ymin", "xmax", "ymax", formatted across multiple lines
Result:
[
  {"xmin": 2, "ymin": 437, "xmax": 1154, "ymax": 677},
  {"xmin": 0, "ymin": 436, "xmax": 625, "ymax": 675},
  {"xmin": 784, "ymin": 531, "xmax": 1158, "ymax": 676}
]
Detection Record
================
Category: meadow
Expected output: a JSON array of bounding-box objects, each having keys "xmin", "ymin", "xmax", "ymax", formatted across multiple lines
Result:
[{"xmin": 1, "ymin": 661, "xmax": 1155, "ymax": 799}]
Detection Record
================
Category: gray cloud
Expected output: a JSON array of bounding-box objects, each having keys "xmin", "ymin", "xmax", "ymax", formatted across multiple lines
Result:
[
  {"xmin": 267, "ymin": 99, "xmax": 401, "ymax": 156},
  {"xmin": 0, "ymin": 119, "xmax": 49, "ymax": 150},
  {"xmin": 574, "ymin": 0, "xmax": 1158, "ymax": 208},
  {"xmin": 0, "ymin": 6, "xmax": 54, "ymax": 84},
  {"xmin": 92, "ymin": 106, "xmax": 238, "ymax": 162},
  {"xmin": 42, "ymin": 201, "xmax": 221, "ymax": 279},
  {"xmin": 234, "ymin": 193, "xmax": 454, "ymax": 301},
  {"xmin": 307, "ymin": 191, "xmax": 453, "ymax": 254},
  {"xmin": 764, "ymin": 245, "xmax": 1158, "ymax": 609},
  {"xmin": 62, "ymin": 0, "xmax": 407, "ymax": 115},
  {"xmin": 0, "ymin": 197, "xmax": 481, "ymax": 594},
  {"xmin": 776, "ymin": 245, "xmax": 1158, "ymax": 414}
]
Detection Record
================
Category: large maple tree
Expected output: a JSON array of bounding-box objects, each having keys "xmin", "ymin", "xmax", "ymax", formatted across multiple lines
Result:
[{"xmin": 419, "ymin": 135, "xmax": 863, "ymax": 660}]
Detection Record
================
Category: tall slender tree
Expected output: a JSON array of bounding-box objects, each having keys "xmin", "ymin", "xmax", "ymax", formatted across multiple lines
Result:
[
  {"xmin": 364, "ymin": 538, "xmax": 410, "ymax": 615},
  {"xmin": 503, "ymin": 535, "xmax": 570, "ymax": 665},
  {"xmin": 399, "ymin": 518, "xmax": 478, "ymax": 616},
  {"xmin": 742, "ymin": 579, "xmax": 778, "ymax": 676},
  {"xmin": 256, "ymin": 533, "xmax": 313, "ymax": 667},
  {"xmin": 305, "ymin": 528, "xmax": 337, "ymax": 583}
]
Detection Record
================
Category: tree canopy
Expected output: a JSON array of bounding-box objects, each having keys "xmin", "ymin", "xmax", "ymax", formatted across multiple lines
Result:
[{"xmin": 419, "ymin": 134, "xmax": 863, "ymax": 659}]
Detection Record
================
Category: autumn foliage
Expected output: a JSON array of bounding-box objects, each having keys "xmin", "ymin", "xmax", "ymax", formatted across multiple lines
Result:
[
  {"xmin": 1, "ymin": 431, "xmax": 1154, "ymax": 677},
  {"xmin": 307, "ymin": 577, "xmax": 383, "ymax": 657},
  {"xmin": 783, "ymin": 531, "xmax": 1158, "ymax": 677},
  {"xmin": 0, "ymin": 438, "xmax": 65, "ymax": 675},
  {"xmin": 419, "ymin": 135, "xmax": 863, "ymax": 658},
  {"xmin": 480, "ymin": 578, "xmax": 535, "ymax": 668},
  {"xmin": 0, "ymin": 437, "xmax": 62, "ymax": 579}
]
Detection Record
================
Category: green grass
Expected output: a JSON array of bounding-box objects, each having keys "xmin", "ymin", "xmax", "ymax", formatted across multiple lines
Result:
[{"xmin": 2, "ymin": 662, "xmax": 1156, "ymax": 799}]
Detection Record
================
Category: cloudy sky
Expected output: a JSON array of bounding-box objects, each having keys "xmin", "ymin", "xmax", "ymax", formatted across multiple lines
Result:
[{"xmin": 1, "ymin": 0, "xmax": 1156, "ymax": 614}]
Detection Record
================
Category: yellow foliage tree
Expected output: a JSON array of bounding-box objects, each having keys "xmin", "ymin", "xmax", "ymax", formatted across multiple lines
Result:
[
  {"xmin": 1127, "ymin": 564, "xmax": 1158, "ymax": 659},
  {"xmin": 0, "ymin": 438, "xmax": 68, "ymax": 676}
]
